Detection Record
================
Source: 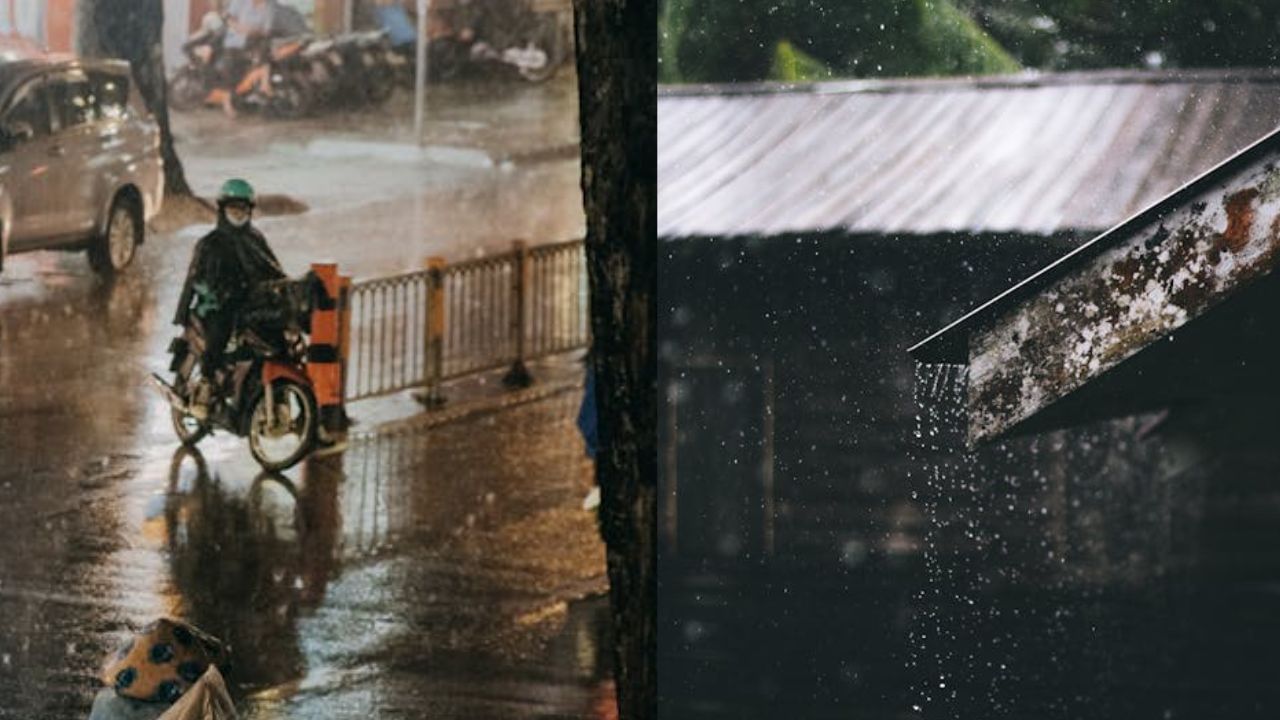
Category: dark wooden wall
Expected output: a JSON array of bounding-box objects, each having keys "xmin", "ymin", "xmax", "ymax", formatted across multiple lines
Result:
[{"xmin": 658, "ymin": 232, "xmax": 1280, "ymax": 719}]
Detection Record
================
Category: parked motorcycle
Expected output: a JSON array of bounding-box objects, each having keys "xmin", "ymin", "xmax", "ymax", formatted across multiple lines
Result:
[
  {"xmin": 296, "ymin": 34, "xmax": 344, "ymax": 106},
  {"xmin": 168, "ymin": 14, "xmax": 313, "ymax": 118},
  {"xmin": 168, "ymin": 13, "xmax": 226, "ymax": 111},
  {"xmin": 450, "ymin": 0, "xmax": 568, "ymax": 83},
  {"xmin": 376, "ymin": 0, "xmax": 565, "ymax": 85},
  {"xmin": 229, "ymin": 36, "xmax": 315, "ymax": 118},
  {"xmin": 289, "ymin": 31, "xmax": 392, "ymax": 110},
  {"xmin": 468, "ymin": 38, "xmax": 557, "ymax": 82},
  {"xmin": 347, "ymin": 30, "xmax": 397, "ymax": 105},
  {"xmin": 153, "ymin": 277, "xmax": 321, "ymax": 471}
]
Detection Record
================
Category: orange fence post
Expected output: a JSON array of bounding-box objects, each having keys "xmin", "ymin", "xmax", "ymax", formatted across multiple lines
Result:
[
  {"xmin": 415, "ymin": 256, "xmax": 448, "ymax": 408},
  {"xmin": 502, "ymin": 239, "xmax": 534, "ymax": 388},
  {"xmin": 338, "ymin": 274, "xmax": 352, "ymax": 404},
  {"xmin": 308, "ymin": 262, "xmax": 347, "ymax": 437}
]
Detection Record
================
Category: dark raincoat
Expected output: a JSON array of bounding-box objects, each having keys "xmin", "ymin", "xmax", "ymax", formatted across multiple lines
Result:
[
  {"xmin": 174, "ymin": 218, "xmax": 286, "ymax": 328},
  {"xmin": 174, "ymin": 218, "xmax": 287, "ymax": 373}
]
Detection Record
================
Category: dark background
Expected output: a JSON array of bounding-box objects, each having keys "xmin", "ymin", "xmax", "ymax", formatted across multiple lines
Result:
[{"xmin": 661, "ymin": 0, "xmax": 1280, "ymax": 83}]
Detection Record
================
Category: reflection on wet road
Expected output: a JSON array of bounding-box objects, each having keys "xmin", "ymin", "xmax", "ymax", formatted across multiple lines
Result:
[
  {"xmin": 0, "ymin": 285, "xmax": 609, "ymax": 716},
  {"xmin": 0, "ymin": 75, "xmax": 608, "ymax": 718}
]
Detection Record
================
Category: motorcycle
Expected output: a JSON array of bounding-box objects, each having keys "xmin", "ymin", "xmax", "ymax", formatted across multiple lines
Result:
[
  {"xmin": 233, "ymin": 35, "xmax": 315, "ymax": 118},
  {"xmin": 295, "ymin": 32, "xmax": 382, "ymax": 110},
  {"xmin": 152, "ymin": 277, "xmax": 322, "ymax": 471},
  {"xmin": 295, "ymin": 35, "xmax": 343, "ymax": 106},
  {"xmin": 347, "ymin": 30, "xmax": 397, "ymax": 105},
  {"xmin": 168, "ymin": 14, "xmax": 226, "ymax": 110},
  {"xmin": 467, "ymin": 38, "xmax": 557, "ymax": 82},
  {"xmin": 450, "ymin": 0, "xmax": 568, "ymax": 83},
  {"xmin": 169, "ymin": 14, "xmax": 313, "ymax": 118},
  {"xmin": 377, "ymin": 0, "xmax": 562, "ymax": 85}
]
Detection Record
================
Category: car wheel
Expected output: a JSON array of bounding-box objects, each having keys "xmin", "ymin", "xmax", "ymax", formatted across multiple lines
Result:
[{"xmin": 89, "ymin": 194, "xmax": 142, "ymax": 279}]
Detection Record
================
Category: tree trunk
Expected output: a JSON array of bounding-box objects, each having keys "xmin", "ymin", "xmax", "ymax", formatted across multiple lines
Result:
[
  {"xmin": 78, "ymin": 0, "xmax": 192, "ymax": 195},
  {"xmin": 572, "ymin": 1, "xmax": 657, "ymax": 719}
]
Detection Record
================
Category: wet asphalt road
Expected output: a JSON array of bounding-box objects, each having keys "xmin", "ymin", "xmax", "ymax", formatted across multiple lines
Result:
[{"xmin": 0, "ymin": 76, "xmax": 611, "ymax": 718}]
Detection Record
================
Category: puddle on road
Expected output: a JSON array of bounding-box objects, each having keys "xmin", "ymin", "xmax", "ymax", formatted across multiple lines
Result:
[
  {"xmin": 0, "ymin": 69, "xmax": 599, "ymax": 716},
  {"xmin": 0, "ymin": 264, "xmax": 608, "ymax": 719},
  {"xmin": 0, "ymin": 394, "xmax": 608, "ymax": 718}
]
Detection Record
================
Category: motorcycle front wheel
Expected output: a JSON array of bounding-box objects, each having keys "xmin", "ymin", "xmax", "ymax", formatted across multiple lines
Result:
[
  {"xmin": 171, "ymin": 371, "xmax": 210, "ymax": 445},
  {"xmin": 248, "ymin": 378, "xmax": 317, "ymax": 471},
  {"xmin": 172, "ymin": 406, "xmax": 210, "ymax": 445},
  {"xmin": 363, "ymin": 63, "xmax": 395, "ymax": 105}
]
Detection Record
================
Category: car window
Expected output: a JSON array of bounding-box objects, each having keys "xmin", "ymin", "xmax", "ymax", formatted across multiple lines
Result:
[
  {"xmin": 91, "ymin": 72, "xmax": 130, "ymax": 121},
  {"xmin": 2, "ymin": 80, "xmax": 51, "ymax": 144},
  {"xmin": 48, "ymin": 74, "xmax": 99, "ymax": 131}
]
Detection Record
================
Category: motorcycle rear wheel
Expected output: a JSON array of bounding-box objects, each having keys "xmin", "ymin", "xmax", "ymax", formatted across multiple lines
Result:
[
  {"xmin": 168, "ymin": 67, "xmax": 208, "ymax": 111},
  {"xmin": 266, "ymin": 76, "xmax": 313, "ymax": 119},
  {"xmin": 248, "ymin": 379, "xmax": 317, "ymax": 471},
  {"xmin": 431, "ymin": 42, "xmax": 465, "ymax": 82},
  {"xmin": 364, "ymin": 67, "xmax": 395, "ymax": 105}
]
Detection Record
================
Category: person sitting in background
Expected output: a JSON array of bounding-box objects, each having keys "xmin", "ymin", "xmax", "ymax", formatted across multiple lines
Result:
[
  {"xmin": 373, "ymin": 0, "xmax": 462, "ymax": 50},
  {"xmin": 269, "ymin": 1, "xmax": 310, "ymax": 36},
  {"xmin": 211, "ymin": 0, "xmax": 277, "ymax": 116},
  {"xmin": 224, "ymin": 0, "xmax": 276, "ymax": 50},
  {"xmin": 372, "ymin": 0, "xmax": 418, "ymax": 49}
]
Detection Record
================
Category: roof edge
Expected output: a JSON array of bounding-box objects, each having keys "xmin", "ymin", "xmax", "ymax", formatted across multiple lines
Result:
[
  {"xmin": 908, "ymin": 119, "xmax": 1280, "ymax": 364},
  {"xmin": 660, "ymin": 67, "xmax": 1280, "ymax": 99}
]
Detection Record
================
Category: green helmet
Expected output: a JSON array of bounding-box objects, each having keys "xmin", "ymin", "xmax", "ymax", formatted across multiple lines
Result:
[{"xmin": 217, "ymin": 178, "xmax": 255, "ymax": 206}]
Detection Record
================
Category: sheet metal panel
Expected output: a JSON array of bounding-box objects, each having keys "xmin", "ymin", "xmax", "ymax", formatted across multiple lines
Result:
[{"xmin": 659, "ymin": 72, "xmax": 1280, "ymax": 239}]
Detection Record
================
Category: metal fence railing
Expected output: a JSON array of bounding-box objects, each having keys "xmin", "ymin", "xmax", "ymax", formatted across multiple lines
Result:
[
  {"xmin": 344, "ymin": 239, "xmax": 588, "ymax": 404},
  {"xmin": 527, "ymin": 240, "xmax": 591, "ymax": 359},
  {"xmin": 346, "ymin": 269, "xmax": 433, "ymax": 400},
  {"xmin": 441, "ymin": 254, "xmax": 518, "ymax": 379}
]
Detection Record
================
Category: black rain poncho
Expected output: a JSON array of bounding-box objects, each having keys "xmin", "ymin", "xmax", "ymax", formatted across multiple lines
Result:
[{"xmin": 174, "ymin": 218, "xmax": 286, "ymax": 328}]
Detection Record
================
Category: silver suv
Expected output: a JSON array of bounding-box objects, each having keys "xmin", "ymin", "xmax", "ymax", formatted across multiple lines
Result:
[{"xmin": 0, "ymin": 57, "xmax": 163, "ymax": 277}]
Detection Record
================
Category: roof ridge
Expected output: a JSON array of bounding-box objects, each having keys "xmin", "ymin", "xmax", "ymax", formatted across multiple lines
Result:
[{"xmin": 660, "ymin": 67, "xmax": 1280, "ymax": 98}]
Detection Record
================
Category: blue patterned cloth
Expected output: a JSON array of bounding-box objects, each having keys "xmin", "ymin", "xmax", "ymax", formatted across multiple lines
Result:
[
  {"xmin": 87, "ymin": 689, "xmax": 166, "ymax": 720},
  {"xmin": 577, "ymin": 367, "xmax": 598, "ymax": 459}
]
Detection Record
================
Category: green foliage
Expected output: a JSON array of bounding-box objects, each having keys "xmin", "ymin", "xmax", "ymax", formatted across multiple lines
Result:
[
  {"xmin": 660, "ymin": 0, "xmax": 1280, "ymax": 84},
  {"xmin": 668, "ymin": 0, "xmax": 775, "ymax": 83},
  {"xmin": 961, "ymin": 0, "xmax": 1280, "ymax": 70},
  {"xmin": 664, "ymin": 0, "xmax": 1020, "ymax": 83},
  {"xmin": 658, "ymin": 0, "xmax": 686, "ymax": 82},
  {"xmin": 770, "ymin": 40, "xmax": 834, "ymax": 82},
  {"xmin": 919, "ymin": 0, "xmax": 1020, "ymax": 75}
]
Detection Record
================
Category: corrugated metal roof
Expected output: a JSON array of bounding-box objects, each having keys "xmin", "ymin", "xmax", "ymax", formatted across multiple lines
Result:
[{"xmin": 658, "ymin": 69, "xmax": 1280, "ymax": 239}]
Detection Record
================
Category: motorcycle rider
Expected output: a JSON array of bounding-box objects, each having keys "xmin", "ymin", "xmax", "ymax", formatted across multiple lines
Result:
[
  {"xmin": 225, "ymin": 0, "xmax": 277, "ymax": 51},
  {"xmin": 372, "ymin": 0, "xmax": 418, "ymax": 50},
  {"xmin": 174, "ymin": 178, "xmax": 286, "ymax": 419},
  {"xmin": 214, "ymin": 0, "xmax": 278, "ymax": 116}
]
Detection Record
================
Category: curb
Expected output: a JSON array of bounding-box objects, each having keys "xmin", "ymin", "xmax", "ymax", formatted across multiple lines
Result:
[
  {"xmin": 492, "ymin": 142, "xmax": 581, "ymax": 166},
  {"xmin": 351, "ymin": 377, "xmax": 584, "ymax": 441}
]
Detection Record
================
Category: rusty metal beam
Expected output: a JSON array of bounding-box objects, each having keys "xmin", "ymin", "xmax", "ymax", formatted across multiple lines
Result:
[{"xmin": 918, "ymin": 126, "xmax": 1280, "ymax": 443}]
